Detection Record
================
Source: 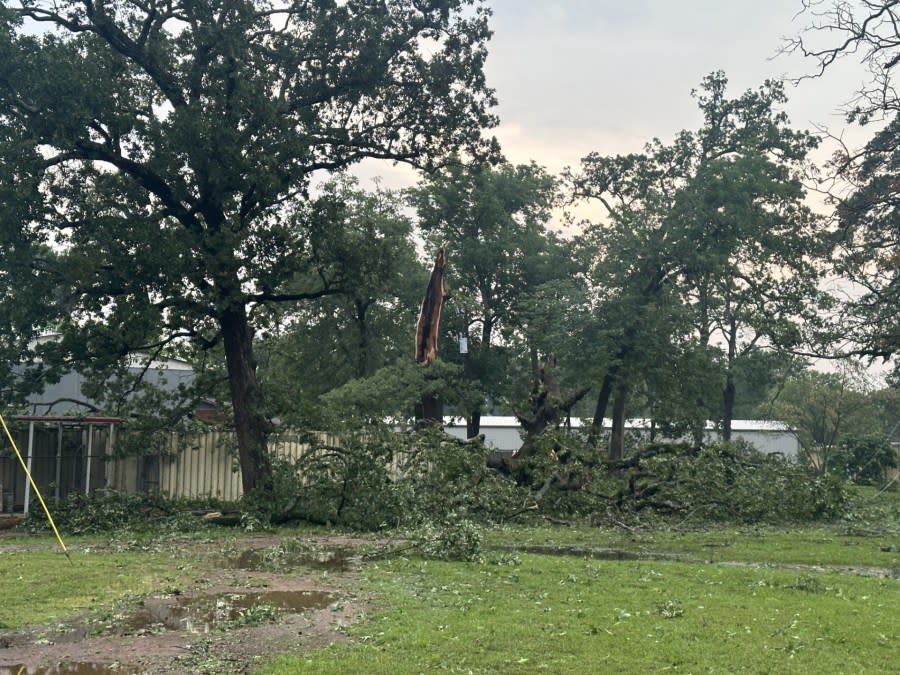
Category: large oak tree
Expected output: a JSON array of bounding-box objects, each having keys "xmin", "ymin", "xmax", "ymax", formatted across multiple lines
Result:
[{"xmin": 0, "ymin": 0, "xmax": 496, "ymax": 495}]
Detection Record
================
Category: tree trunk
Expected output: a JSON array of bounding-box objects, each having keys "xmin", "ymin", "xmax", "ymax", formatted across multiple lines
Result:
[
  {"xmin": 589, "ymin": 368, "xmax": 616, "ymax": 444},
  {"xmin": 466, "ymin": 316, "xmax": 493, "ymax": 437},
  {"xmin": 465, "ymin": 329, "xmax": 481, "ymax": 437},
  {"xmin": 722, "ymin": 307, "xmax": 738, "ymax": 442},
  {"xmin": 354, "ymin": 298, "xmax": 371, "ymax": 379},
  {"xmin": 220, "ymin": 306, "xmax": 273, "ymax": 495},
  {"xmin": 415, "ymin": 390, "xmax": 443, "ymax": 423},
  {"xmin": 514, "ymin": 353, "xmax": 590, "ymax": 460},
  {"xmin": 609, "ymin": 383, "xmax": 628, "ymax": 461},
  {"xmin": 467, "ymin": 406, "xmax": 481, "ymax": 438},
  {"xmin": 722, "ymin": 370, "xmax": 736, "ymax": 442}
]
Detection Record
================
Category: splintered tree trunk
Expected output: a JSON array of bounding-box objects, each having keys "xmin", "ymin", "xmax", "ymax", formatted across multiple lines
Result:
[
  {"xmin": 609, "ymin": 383, "xmax": 628, "ymax": 461},
  {"xmin": 515, "ymin": 354, "xmax": 590, "ymax": 459},
  {"xmin": 415, "ymin": 248, "xmax": 447, "ymax": 425},
  {"xmin": 220, "ymin": 306, "xmax": 273, "ymax": 495}
]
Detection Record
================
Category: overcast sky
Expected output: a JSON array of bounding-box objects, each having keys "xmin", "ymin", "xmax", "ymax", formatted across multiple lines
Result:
[{"xmin": 369, "ymin": 0, "xmax": 873, "ymax": 195}]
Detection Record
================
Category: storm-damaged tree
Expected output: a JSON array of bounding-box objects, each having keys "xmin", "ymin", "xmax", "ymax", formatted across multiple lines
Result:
[
  {"xmin": 409, "ymin": 160, "xmax": 569, "ymax": 436},
  {"xmin": 0, "ymin": 0, "xmax": 497, "ymax": 496}
]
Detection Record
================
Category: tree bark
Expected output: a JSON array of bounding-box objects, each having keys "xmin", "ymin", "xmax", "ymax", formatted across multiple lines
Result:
[
  {"xmin": 609, "ymin": 383, "xmax": 628, "ymax": 461},
  {"xmin": 467, "ymin": 406, "xmax": 481, "ymax": 438},
  {"xmin": 466, "ymin": 314, "xmax": 494, "ymax": 437},
  {"xmin": 465, "ymin": 321, "xmax": 481, "ymax": 437},
  {"xmin": 722, "ymin": 371, "xmax": 736, "ymax": 442},
  {"xmin": 354, "ymin": 298, "xmax": 372, "ymax": 379},
  {"xmin": 415, "ymin": 391, "xmax": 443, "ymax": 423},
  {"xmin": 722, "ymin": 308, "xmax": 738, "ymax": 442},
  {"xmin": 589, "ymin": 368, "xmax": 617, "ymax": 444},
  {"xmin": 220, "ymin": 305, "xmax": 272, "ymax": 495},
  {"xmin": 514, "ymin": 354, "xmax": 590, "ymax": 459}
]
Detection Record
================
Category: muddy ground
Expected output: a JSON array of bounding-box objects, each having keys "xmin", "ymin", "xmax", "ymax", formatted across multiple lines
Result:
[{"xmin": 0, "ymin": 534, "xmax": 384, "ymax": 675}]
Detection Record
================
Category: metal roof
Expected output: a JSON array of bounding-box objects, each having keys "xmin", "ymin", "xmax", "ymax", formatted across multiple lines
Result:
[
  {"xmin": 12, "ymin": 415, "xmax": 122, "ymax": 425},
  {"xmin": 443, "ymin": 416, "xmax": 795, "ymax": 432}
]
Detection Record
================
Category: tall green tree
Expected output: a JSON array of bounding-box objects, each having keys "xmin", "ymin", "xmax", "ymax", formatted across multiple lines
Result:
[
  {"xmin": 258, "ymin": 176, "xmax": 426, "ymax": 426},
  {"xmin": 0, "ymin": 0, "xmax": 496, "ymax": 495},
  {"xmin": 673, "ymin": 73, "xmax": 826, "ymax": 439},
  {"xmin": 571, "ymin": 131, "xmax": 710, "ymax": 458},
  {"xmin": 570, "ymin": 73, "xmax": 826, "ymax": 456},
  {"xmin": 410, "ymin": 160, "xmax": 569, "ymax": 436}
]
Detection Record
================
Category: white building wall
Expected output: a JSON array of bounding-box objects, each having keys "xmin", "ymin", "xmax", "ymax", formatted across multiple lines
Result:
[{"xmin": 444, "ymin": 417, "xmax": 800, "ymax": 457}]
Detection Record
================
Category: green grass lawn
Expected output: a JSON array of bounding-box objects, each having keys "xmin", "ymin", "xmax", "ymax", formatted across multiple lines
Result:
[
  {"xmin": 0, "ymin": 542, "xmax": 194, "ymax": 628},
  {"xmin": 482, "ymin": 524, "xmax": 900, "ymax": 568},
  {"xmin": 264, "ymin": 552, "xmax": 899, "ymax": 674},
  {"xmin": 2, "ymin": 507, "xmax": 897, "ymax": 673}
]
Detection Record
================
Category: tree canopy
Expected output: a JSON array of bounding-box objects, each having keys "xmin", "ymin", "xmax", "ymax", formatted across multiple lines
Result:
[
  {"xmin": 570, "ymin": 73, "xmax": 827, "ymax": 456},
  {"xmin": 410, "ymin": 160, "xmax": 571, "ymax": 435},
  {"xmin": 0, "ymin": 0, "xmax": 497, "ymax": 494}
]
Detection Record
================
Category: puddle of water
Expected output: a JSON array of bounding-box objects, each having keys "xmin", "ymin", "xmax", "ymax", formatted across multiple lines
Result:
[
  {"xmin": 0, "ymin": 590, "xmax": 333, "ymax": 675},
  {"xmin": 121, "ymin": 589, "xmax": 333, "ymax": 635},
  {"xmin": 231, "ymin": 547, "xmax": 354, "ymax": 572},
  {"xmin": 504, "ymin": 545, "xmax": 677, "ymax": 561},
  {"xmin": 500, "ymin": 545, "xmax": 900, "ymax": 579},
  {"xmin": 1, "ymin": 665, "xmax": 140, "ymax": 675}
]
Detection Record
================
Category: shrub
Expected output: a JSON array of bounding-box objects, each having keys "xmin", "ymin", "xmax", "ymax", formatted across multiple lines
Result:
[
  {"xmin": 829, "ymin": 434, "xmax": 897, "ymax": 484},
  {"xmin": 23, "ymin": 490, "xmax": 215, "ymax": 535}
]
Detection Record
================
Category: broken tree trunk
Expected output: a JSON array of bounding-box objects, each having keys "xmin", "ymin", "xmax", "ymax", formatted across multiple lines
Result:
[
  {"xmin": 415, "ymin": 247, "xmax": 447, "ymax": 367},
  {"xmin": 514, "ymin": 353, "xmax": 590, "ymax": 460},
  {"xmin": 414, "ymin": 248, "xmax": 449, "ymax": 424}
]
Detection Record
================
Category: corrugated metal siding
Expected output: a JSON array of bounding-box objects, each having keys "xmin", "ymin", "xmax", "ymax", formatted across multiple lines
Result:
[{"xmin": 146, "ymin": 430, "xmax": 340, "ymax": 501}]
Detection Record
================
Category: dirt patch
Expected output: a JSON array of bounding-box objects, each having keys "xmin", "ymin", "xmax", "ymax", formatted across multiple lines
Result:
[{"xmin": 0, "ymin": 537, "xmax": 371, "ymax": 674}]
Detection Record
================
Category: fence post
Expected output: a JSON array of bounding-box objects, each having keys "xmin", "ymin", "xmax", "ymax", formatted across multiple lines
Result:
[
  {"xmin": 85, "ymin": 424, "xmax": 94, "ymax": 495},
  {"xmin": 55, "ymin": 422, "xmax": 63, "ymax": 503},
  {"xmin": 23, "ymin": 421, "xmax": 34, "ymax": 515}
]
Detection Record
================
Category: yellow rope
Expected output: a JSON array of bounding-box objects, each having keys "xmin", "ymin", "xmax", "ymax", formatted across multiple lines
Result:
[{"xmin": 0, "ymin": 413, "xmax": 71, "ymax": 563}]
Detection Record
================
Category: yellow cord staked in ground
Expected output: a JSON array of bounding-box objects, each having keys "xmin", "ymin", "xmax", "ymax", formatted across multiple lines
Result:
[{"xmin": 0, "ymin": 413, "xmax": 71, "ymax": 562}]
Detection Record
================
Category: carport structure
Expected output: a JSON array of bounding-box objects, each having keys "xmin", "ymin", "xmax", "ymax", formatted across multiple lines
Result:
[{"xmin": 0, "ymin": 415, "xmax": 120, "ymax": 515}]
